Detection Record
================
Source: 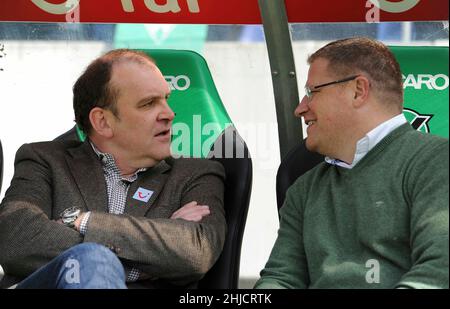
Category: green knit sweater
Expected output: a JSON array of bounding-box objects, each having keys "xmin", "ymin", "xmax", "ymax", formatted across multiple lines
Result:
[{"xmin": 255, "ymin": 124, "xmax": 449, "ymax": 289}]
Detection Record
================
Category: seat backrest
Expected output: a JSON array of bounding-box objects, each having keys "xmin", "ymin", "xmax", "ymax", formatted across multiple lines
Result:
[
  {"xmin": 276, "ymin": 46, "xmax": 449, "ymax": 213},
  {"xmin": 276, "ymin": 140, "xmax": 323, "ymax": 214},
  {"xmin": 200, "ymin": 126, "xmax": 252, "ymax": 289},
  {"xmin": 56, "ymin": 49, "xmax": 252, "ymax": 289}
]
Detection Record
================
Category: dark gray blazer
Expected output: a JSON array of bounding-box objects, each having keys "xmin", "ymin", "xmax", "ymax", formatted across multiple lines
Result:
[{"xmin": 0, "ymin": 140, "xmax": 226, "ymax": 288}]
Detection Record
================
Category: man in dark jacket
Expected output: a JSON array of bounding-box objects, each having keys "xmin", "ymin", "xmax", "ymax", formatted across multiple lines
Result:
[{"xmin": 0, "ymin": 49, "xmax": 226, "ymax": 289}]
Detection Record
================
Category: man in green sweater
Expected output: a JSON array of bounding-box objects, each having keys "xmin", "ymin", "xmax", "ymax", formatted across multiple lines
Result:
[{"xmin": 255, "ymin": 37, "xmax": 449, "ymax": 289}]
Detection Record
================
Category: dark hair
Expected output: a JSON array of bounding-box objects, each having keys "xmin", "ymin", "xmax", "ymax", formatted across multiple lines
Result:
[
  {"xmin": 308, "ymin": 37, "xmax": 403, "ymax": 111},
  {"xmin": 73, "ymin": 49, "xmax": 155, "ymax": 134}
]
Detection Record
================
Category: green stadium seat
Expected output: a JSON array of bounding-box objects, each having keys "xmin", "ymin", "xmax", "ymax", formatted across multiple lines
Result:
[{"xmin": 56, "ymin": 49, "xmax": 253, "ymax": 289}]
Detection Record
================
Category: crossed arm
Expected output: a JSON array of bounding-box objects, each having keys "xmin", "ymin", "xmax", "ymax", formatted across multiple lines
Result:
[
  {"xmin": 70, "ymin": 200, "xmax": 211, "ymax": 231},
  {"xmin": 69, "ymin": 200, "xmax": 213, "ymax": 282},
  {"xmin": 0, "ymin": 143, "xmax": 226, "ymax": 285}
]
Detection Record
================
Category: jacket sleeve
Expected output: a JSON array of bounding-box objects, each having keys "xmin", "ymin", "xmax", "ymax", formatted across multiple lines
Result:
[
  {"xmin": 254, "ymin": 181, "xmax": 310, "ymax": 289},
  {"xmin": 395, "ymin": 141, "xmax": 449, "ymax": 289},
  {"xmin": 0, "ymin": 144, "xmax": 83, "ymax": 277},
  {"xmin": 82, "ymin": 160, "xmax": 227, "ymax": 285}
]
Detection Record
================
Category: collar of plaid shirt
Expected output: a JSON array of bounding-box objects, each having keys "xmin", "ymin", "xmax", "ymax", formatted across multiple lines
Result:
[{"xmin": 89, "ymin": 140, "xmax": 147, "ymax": 182}]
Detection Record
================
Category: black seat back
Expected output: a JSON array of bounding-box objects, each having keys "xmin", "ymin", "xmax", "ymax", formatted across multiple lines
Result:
[
  {"xmin": 276, "ymin": 140, "xmax": 323, "ymax": 215},
  {"xmin": 199, "ymin": 126, "xmax": 252, "ymax": 288}
]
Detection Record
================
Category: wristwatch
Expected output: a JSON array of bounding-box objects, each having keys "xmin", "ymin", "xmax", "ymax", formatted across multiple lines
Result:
[{"xmin": 59, "ymin": 207, "xmax": 81, "ymax": 228}]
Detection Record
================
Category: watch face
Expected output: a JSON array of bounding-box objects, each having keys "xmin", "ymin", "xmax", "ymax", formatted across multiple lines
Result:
[
  {"xmin": 60, "ymin": 207, "xmax": 81, "ymax": 220},
  {"xmin": 62, "ymin": 216, "xmax": 76, "ymax": 224},
  {"xmin": 65, "ymin": 209, "xmax": 80, "ymax": 217}
]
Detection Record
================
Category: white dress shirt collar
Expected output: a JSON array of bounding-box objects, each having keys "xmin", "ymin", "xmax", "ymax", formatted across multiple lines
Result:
[{"xmin": 325, "ymin": 113, "xmax": 407, "ymax": 169}]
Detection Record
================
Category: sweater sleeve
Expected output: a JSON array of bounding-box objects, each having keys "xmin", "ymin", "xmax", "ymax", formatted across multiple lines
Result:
[
  {"xmin": 254, "ymin": 181, "xmax": 310, "ymax": 289},
  {"xmin": 396, "ymin": 141, "xmax": 449, "ymax": 289}
]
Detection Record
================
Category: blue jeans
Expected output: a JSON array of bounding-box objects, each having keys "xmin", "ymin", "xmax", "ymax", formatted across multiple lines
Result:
[{"xmin": 17, "ymin": 243, "xmax": 126, "ymax": 289}]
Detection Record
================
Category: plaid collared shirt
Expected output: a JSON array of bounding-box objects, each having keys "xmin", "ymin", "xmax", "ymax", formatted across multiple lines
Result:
[{"xmin": 79, "ymin": 141, "xmax": 147, "ymax": 282}]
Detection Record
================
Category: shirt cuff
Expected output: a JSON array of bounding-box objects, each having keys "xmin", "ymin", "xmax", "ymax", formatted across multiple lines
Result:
[
  {"xmin": 79, "ymin": 211, "xmax": 91, "ymax": 235},
  {"xmin": 127, "ymin": 267, "xmax": 141, "ymax": 282}
]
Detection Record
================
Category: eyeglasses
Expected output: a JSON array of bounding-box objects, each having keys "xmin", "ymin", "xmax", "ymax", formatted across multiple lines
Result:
[{"xmin": 304, "ymin": 75, "xmax": 359, "ymax": 100}]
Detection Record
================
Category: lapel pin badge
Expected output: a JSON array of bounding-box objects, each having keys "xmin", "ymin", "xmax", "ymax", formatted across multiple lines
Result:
[{"xmin": 133, "ymin": 187, "xmax": 154, "ymax": 203}]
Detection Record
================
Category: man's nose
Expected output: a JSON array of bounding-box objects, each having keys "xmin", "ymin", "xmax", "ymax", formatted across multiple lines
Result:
[
  {"xmin": 159, "ymin": 103, "xmax": 175, "ymax": 121},
  {"xmin": 294, "ymin": 96, "xmax": 309, "ymax": 118}
]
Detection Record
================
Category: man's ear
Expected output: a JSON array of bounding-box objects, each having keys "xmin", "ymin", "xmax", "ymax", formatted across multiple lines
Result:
[
  {"xmin": 352, "ymin": 76, "xmax": 370, "ymax": 108},
  {"xmin": 89, "ymin": 107, "xmax": 114, "ymax": 138}
]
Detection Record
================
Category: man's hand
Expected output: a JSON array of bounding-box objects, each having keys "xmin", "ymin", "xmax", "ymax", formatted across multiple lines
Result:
[
  {"xmin": 55, "ymin": 213, "xmax": 85, "ymax": 232},
  {"xmin": 170, "ymin": 201, "xmax": 210, "ymax": 222}
]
